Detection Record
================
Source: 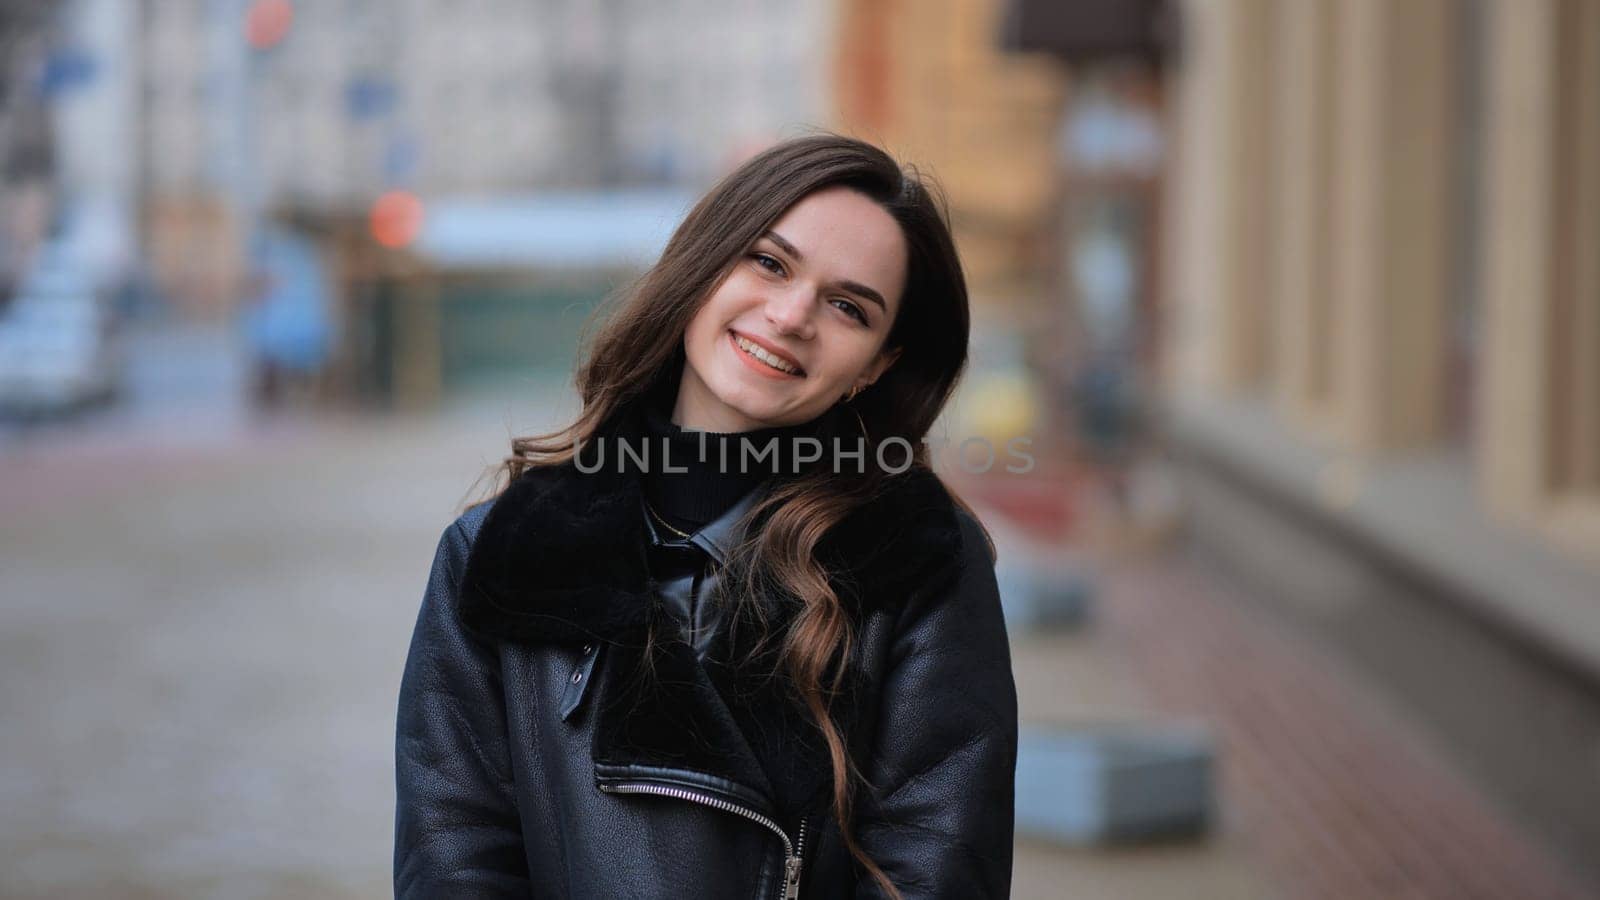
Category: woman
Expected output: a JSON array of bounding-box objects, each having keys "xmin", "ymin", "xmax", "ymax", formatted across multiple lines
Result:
[{"xmin": 394, "ymin": 135, "xmax": 1018, "ymax": 899}]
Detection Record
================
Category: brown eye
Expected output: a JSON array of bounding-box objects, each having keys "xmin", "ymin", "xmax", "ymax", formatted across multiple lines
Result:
[
  {"xmin": 751, "ymin": 252, "xmax": 785, "ymax": 276},
  {"xmin": 831, "ymin": 298, "xmax": 868, "ymax": 324}
]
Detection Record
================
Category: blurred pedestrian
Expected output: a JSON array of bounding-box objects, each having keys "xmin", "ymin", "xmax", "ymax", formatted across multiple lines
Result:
[
  {"xmin": 394, "ymin": 135, "xmax": 1018, "ymax": 898},
  {"xmin": 241, "ymin": 224, "xmax": 332, "ymax": 410}
]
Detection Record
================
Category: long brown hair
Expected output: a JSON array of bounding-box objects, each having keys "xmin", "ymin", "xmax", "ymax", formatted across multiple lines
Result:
[{"xmin": 486, "ymin": 133, "xmax": 977, "ymax": 897}]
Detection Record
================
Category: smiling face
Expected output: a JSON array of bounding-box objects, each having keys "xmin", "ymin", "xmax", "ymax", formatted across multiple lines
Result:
[{"xmin": 674, "ymin": 186, "xmax": 908, "ymax": 432}]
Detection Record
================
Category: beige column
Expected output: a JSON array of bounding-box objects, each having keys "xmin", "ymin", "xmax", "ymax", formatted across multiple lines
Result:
[
  {"xmin": 1554, "ymin": 0, "xmax": 1600, "ymax": 495},
  {"xmin": 1326, "ymin": 0, "xmax": 1456, "ymax": 453},
  {"xmin": 1483, "ymin": 0, "xmax": 1600, "ymax": 527},
  {"xmin": 1165, "ymin": 0, "xmax": 1275, "ymax": 393},
  {"xmin": 1271, "ymin": 0, "xmax": 1337, "ymax": 432},
  {"xmin": 1480, "ymin": 0, "xmax": 1560, "ymax": 514}
]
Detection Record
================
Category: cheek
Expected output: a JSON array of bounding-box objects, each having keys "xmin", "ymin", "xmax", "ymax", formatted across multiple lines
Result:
[
  {"xmin": 685, "ymin": 309, "xmax": 714, "ymax": 345},
  {"xmin": 815, "ymin": 333, "xmax": 886, "ymax": 379},
  {"xmin": 687, "ymin": 279, "xmax": 747, "ymax": 337},
  {"xmin": 685, "ymin": 297, "xmax": 729, "ymax": 346}
]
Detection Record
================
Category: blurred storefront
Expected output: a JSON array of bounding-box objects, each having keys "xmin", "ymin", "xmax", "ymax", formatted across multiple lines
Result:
[
  {"xmin": 1144, "ymin": 0, "xmax": 1600, "ymax": 887},
  {"xmin": 318, "ymin": 189, "xmax": 696, "ymax": 410},
  {"xmin": 1038, "ymin": 57, "xmax": 1166, "ymax": 505}
]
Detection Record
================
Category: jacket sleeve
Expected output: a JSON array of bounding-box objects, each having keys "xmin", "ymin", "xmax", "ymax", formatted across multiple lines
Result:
[
  {"xmin": 394, "ymin": 518, "xmax": 532, "ymax": 898},
  {"xmin": 854, "ymin": 508, "xmax": 1019, "ymax": 899}
]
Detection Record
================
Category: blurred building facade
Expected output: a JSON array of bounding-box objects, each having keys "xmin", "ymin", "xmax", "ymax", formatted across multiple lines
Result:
[
  {"xmin": 129, "ymin": 0, "xmax": 830, "ymax": 318},
  {"xmin": 136, "ymin": 0, "xmax": 830, "ymax": 202},
  {"xmin": 1157, "ymin": 0, "xmax": 1600, "ymax": 883},
  {"xmin": 832, "ymin": 0, "xmax": 1187, "ymax": 473},
  {"xmin": 1, "ymin": 2, "xmax": 70, "ymax": 295},
  {"xmin": 831, "ymin": 0, "xmax": 1067, "ymax": 315}
]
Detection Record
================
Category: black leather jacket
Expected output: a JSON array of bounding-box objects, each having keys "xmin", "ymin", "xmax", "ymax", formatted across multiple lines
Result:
[
  {"xmin": 394, "ymin": 449, "xmax": 1018, "ymax": 899},
  {"xmin": 640, "ymin": 488, "xmax": 745, "ymax": 666}
]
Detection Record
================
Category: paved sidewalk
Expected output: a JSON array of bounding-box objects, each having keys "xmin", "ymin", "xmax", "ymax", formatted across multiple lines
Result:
[
  {"xmin": 982, "ymin": 475, "xmax": 1594, "ymax": 900},
  {"xmin": 1103, "ymin": 548, "xmax": 1593, "ymax": 900},
  {"xmin": 980, "ymin": 502, "xmax": 1284, "ymax": 900},
  {"xmin": 1008, "ymin": 624, "xmax": 1282, "ymax": 900},
  {"xmin": 0, "ymin": 402, "xmax": 553, "ymax": 899}
]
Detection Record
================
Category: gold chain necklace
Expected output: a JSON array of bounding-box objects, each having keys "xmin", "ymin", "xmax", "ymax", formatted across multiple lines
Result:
[{"xmin": 644, "ymin": 500, "xmax": 695, "ymax": 540}]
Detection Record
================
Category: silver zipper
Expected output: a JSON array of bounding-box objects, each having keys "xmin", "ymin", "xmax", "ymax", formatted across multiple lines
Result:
[
  {"xmin": 784, "ymin": 816, "xmax": 808, "ymax": 900},
  {"xmin": 597, "ymin": 782, "xmax": 804, "ymax": 899}
]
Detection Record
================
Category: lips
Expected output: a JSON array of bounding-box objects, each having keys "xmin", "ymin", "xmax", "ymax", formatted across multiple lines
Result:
[{"xmin": 729, "ymin": 330, "xmax": 806, "ymax": 377}]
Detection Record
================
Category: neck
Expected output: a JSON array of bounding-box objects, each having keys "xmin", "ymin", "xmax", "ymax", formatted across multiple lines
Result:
[{"xmin": 641, "ymin": 395, "xmax": 819, "ymax": 535}]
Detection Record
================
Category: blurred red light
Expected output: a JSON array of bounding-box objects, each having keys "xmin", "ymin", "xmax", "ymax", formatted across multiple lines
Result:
[
  {"xmin": 370, "ymin": 191, "xmax": 425, "ymax": 249},
  {"xmin": 245, "ymin": 0, "xmax": 294, "ymax": 50}
]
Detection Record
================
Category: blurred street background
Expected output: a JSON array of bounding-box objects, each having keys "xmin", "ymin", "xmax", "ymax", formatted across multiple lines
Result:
[{"xmin": 2, "ymin": 0, "xmax": 1599, "ymax": 898}]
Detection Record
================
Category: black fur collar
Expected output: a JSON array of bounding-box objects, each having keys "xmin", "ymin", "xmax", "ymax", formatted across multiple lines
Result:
[
  {"xmin": 458, "ymin": 396, "xmax": 966, "ymax": 647},
  {"xmin": 456, "ymin": 393, "xmax": 967, "ymax": 817}
]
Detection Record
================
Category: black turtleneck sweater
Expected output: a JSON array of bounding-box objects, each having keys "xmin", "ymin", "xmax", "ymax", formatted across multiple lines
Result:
[{"xmin": 640, "ymin": 395, "xmax": 827, "ymax": 537}]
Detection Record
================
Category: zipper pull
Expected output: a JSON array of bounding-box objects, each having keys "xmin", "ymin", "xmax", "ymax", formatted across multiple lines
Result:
[{"xmin": 783, "ymin": 854, "xmax": 802, "ymax": 900}]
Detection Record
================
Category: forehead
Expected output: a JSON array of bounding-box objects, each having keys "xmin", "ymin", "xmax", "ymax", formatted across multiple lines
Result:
[{"xmin": 765, "ymin": 186, "xmax": 908, "ymax": 313}]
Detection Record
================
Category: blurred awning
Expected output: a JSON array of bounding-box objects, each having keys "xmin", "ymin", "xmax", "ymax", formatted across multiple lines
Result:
[
  {"xmin": 414, "ymin": 188, "xmax": 697, "ymax": 271},
  {"xmin": 999, "ymin": 0, "xmax": 1177, "ymax": 66}
]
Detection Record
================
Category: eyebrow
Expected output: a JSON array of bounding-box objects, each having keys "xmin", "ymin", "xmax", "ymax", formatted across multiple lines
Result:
[{"xmin": 762, "ymin": 230, "xmax": 888, "ymax": 313}]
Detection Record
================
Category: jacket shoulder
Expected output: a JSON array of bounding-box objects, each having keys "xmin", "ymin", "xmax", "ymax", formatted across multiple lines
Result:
[
  {"xmin": 446, "ymin": 497, "xmax": 497, "ymax": 547},
  {"xmin": 415, "ymin": 500, "xmax": 498, "ymax": 605},
  {"xmin": 951, "ymin": 501, "xmax": 997, "ymax": 569},
  {"xmin": 863, "ymin": 472, "xmax": 1001, "ymax": 632}
]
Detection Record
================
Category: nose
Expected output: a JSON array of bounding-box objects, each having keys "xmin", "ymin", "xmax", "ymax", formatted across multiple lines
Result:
[{"xmin": 762, "ymin": 284, "xmax": 816, "ymax": 340}]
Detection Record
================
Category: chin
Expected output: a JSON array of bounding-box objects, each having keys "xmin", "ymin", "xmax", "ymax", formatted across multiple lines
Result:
[
  {"xmin": 716, "ymin": 386, "xmax": 806, "ymax": 428},
  {"xmin": 721, "ymin": 395, "xmax": 787, "ymax": 427}
]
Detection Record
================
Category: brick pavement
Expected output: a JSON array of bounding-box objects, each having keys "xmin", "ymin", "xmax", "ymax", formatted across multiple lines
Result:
[
  {"xmin": 1101, "ymin": 547, "xmax": 1594, "ymax": 900},
  {"xmin": 1007, "ymin": 621, "xmax": 1283, "ymax": 900}
]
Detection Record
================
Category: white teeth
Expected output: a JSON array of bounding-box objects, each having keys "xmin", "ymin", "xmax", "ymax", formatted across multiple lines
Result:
[{"xmin": 734, "ymin": 334, "xmax": 800, "ymax": 375}]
